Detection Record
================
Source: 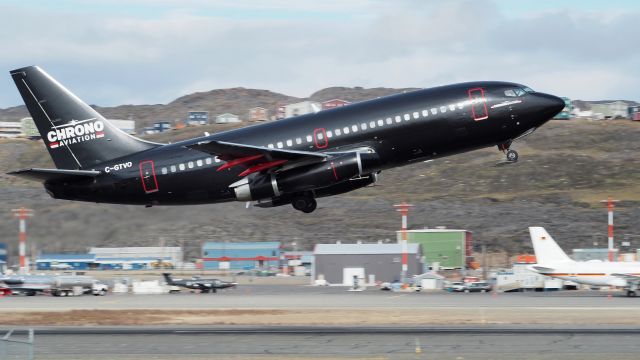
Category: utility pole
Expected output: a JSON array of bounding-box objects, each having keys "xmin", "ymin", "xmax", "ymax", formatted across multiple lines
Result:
[
  {"xmin": 11, "ymin": 207, "xmax": 34, "ymax": 274},
  {"xmin": 600, "ymin": 197, "xmax": 620, "ymax": 262},
  {"xmin": 394, "ymin": 202, "xmax": 414, "ymax": 283}
]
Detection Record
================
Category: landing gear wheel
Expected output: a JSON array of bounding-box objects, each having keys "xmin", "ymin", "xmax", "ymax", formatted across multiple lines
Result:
[
  {"xmin": 292, "ymin": 196, "xmax": 317, "ymax": 213},
  {"xmin": 627, "ymin": 290, "xmax": 637, "ymax": 297},
  {"xmin": 506, "ymin": 149, "xmax": 519, "ymax": 162},
  {"xmin": 302, "ymin": 199, "xmax": 317, "ymax": 213}
]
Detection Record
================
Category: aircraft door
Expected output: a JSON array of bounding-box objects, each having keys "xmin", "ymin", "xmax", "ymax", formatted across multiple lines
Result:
[
  {"xmin": 468, "ymin": 88, "xmax": 489, "ymax": 121},
  {"xmin": 314, "ymin": 128, "xmax": 328, "ymax": 149},
  {"xmin": 139, "ymin": 160, "xmax": 159, "ymax": 193}
]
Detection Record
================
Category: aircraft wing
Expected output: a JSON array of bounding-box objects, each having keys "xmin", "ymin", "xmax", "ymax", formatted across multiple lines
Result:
[
  {"xmin": 530, "ymin": 266, "xmax": 555, "ymax": 273},
  {"xmin": 8, "ymin": 168, "xmax": 100, "ymax": 182},
  {"xmin": 185, "ymin": 140, "xmax": 328, "ymax": 176}
]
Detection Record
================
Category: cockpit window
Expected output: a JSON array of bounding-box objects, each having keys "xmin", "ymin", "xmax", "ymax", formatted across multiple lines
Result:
[
  {"xmin": 505, "ymin": 87, "xmax": 533, "ymax": 97},
  {"xmin": 523, "ymin": 87, "xmax": 535, "ymax": 93}
]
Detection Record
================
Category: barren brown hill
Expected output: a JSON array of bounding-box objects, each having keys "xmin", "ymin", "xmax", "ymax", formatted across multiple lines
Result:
[{"xmin": 0, "ymin": 118, "xmax": 638, "ymax": 261}]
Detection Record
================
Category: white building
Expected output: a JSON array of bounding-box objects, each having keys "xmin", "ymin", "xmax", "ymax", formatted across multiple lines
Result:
[
  {"xmin": 215, "ymin": 113, "xmax": 241, "ymax": 124},
  {"xmin": 108, "ymin": 119, "xmax": 136, "ymax": 134},
  {"xmin": 0, "ymin": 121, "xmax": 23, "ymax": 138},
  {"xmin": 88, "ymin": 247, "xmax": 183, "ymax": 268},
  {"xmin": 284, "ymin": 101, "xmax": 321, "ymax": 118}
]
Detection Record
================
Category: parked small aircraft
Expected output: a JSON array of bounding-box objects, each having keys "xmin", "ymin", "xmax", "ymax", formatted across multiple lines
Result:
[
  {"xmin": 162, "ymin": 273, "xmax": 237, "ymax": 293},
  {"xmin": 528, "ymin": 227, "xmax": 640, "ymax": 297}
]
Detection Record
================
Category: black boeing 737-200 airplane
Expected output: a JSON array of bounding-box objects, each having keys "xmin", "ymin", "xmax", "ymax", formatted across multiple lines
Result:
[{"xmin": 8, "ymin": 66, "xmax": 563, "ymax": 213}]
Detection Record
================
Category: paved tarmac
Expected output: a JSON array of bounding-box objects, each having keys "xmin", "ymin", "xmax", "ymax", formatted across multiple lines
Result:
[
  {"xmin": 2, "ymin": 326, "xmax": 640, "ymax": 360},
  {"xmin": 0, "ymin": 285, "xmax": 637, "ymax": 311}
]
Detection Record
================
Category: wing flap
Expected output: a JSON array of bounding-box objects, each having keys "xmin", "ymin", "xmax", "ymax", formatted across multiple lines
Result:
[{"xmin": 8, "ymin": 168, "xmax": 100, "ymax": 182}]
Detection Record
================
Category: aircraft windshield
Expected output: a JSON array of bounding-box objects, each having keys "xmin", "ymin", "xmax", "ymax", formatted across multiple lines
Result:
[{"xmin": 504, "ymin": 87, "xmax": 532, "ymax": 97}]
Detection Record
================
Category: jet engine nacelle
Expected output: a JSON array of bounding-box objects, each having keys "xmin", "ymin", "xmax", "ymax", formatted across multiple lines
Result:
[{"xmin": 232, "ymin": 152, "xmax": 378, "ymax": 201}]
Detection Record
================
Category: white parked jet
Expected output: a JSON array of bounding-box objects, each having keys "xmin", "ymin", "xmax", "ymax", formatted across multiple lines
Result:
[{"xmin": 528, "ymin": 227, "xmax": 640, "ymax": 297}]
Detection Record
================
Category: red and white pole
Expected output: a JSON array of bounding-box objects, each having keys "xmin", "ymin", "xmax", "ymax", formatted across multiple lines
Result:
[
  {"xmin": 600, "ymin": 197, "xmax": 619, "ymax": 262},
  {"xmin": 11, "ymin": 207, "xmax": 34, "ymax": 274},
  {"xmin": 394, "ymin": 202, "xmax": 414, "ymax": 283}
]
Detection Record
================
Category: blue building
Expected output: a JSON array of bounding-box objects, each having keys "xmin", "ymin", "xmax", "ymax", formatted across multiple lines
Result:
[
  {"xmin": 202, "ymin": 242, "xmax": 281, "ymax": 270},
  {"xmin": 36, "ymin": 254, "xmax": 96, "ymax": 270},
  {"xmin": 0, "ymin": 243, "xmax": 6, "ymax": 263}
]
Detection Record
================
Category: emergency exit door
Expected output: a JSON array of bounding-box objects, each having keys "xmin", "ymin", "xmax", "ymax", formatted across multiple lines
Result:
[
  {"xmin": 468, "ymin": 88, "xmax": 489, "ymax": 121},
  {"xmin": 139, "ymin": 160, "xmax": 159, "ymax": 193}
]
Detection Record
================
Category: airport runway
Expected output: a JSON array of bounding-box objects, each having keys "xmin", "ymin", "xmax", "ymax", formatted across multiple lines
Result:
[
  {"xmin": 3, "ymin": 326, "xmax": 640, "ymax": 360},
  {"xmin": 0, "ymin": 285, "xmax": 638, "ymax": 311}
]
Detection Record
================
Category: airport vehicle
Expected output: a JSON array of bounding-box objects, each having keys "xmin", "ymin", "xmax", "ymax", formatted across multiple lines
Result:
[
  {"xmin": 460, "ymin": 282, "xmax": 492, "ymax": 293},
  {"xmin": 8, "ymin": 66, "xmax": 564, "ymax": 213},
  {"xmin": 162, "ymin": 273, "xmax": 237, "ymax": 293},
  {"xmin": 0, "ymin": 273, "xmax": 106, "ymax": 296},
  {"xmin": 528, "ymin": 227, "xmax": 640, "ymax": 297}
]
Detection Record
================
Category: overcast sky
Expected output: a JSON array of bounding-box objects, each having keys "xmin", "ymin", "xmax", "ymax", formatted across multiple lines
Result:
[{"xmin": 1, "ymin": 0, "xmax": 639, "ymax": 108}]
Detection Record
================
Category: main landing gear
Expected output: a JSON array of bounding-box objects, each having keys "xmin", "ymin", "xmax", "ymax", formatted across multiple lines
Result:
[
  {"xmin": 498, "ymin": 142, "xmax": 518, "ymax": 163},
  {"xmin": 291, "ymin": 193, "xmax": 317, "ymax": 213},
  {"xmin": 627, "ymin": 290, "xmax": 637, "ymax": 297}
]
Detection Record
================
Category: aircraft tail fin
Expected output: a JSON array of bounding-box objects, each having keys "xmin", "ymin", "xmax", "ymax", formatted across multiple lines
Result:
[
  {"xmin": 10, "ymin": 66, "xmax": 159, "ymax": 170},
  {"xmin": 529, "ymin": 227, "xmax": 573, "ymax": 264},
  {"xmin": 162, "ymin": 273, "xmax": 174, "ymax": 285}
]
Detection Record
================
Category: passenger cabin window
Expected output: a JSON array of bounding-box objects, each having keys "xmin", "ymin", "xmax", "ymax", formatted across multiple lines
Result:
[
  {"xmin": 369, "ymin": 121, "xmax": 376, "ymax": 128},
  {"xmin": 335, "ymin": 129, "xmax": 341, "ymax": 136},
  {"xmin": 343, "ymin": 127, "xmax": 350, "ymax": 134},
  {"xmin": 386, "ymin": 117, "xmax": 393, "ymax": 124},
  {"xmin": 378, "ymin": 119, "xmax": 384, "ymax": 126},
  {"xmin": 286, "ymin": 139, "xmax": 293, "ymax": 147},
  {"xmin": 268, "ymin": 144, "xmax": 274, "ymax": 148},
  {"xmin": 296, "ymin": 138, "xmax": 302, "ymax": 144},
  {"xmin": 306, "ymin": 135, "xmax": 312, "ymax": 142},
  {"xmin": 326, "ymin": 131, "xmax": 332, "ymax": 138},
  {"xmin": 395, "ymin": 115, "xmax": 401, "ymax": 123},
  {"xmin": 196, "ymin": 159, "xmax": 203, "ymax": 167},
  {"xmin": 440, "ymin": 106, "xmax": 447, "ymax": 113},
  {"xmin": 161, "ymin": 167, "xmax": 168, "ymax": 175},
  {"xmin": 412, "ymin": 112, "xmax": 419, "ymax": 119},
  {"xmin": 403, "ymin": 114, "xmax": 410, "ymax": 121},
  {"xmin": 179, "ymin": 164, "xmax": 185, "ymax": 171},
  {"xmin": 277, "ymin": 142, "xmax": 283, "ymax": 148},
  {"xmin": 430, "ymin": 108, "xmax": 437, "ymax": 115},
  {"xmin": 361, "ymin": 123, "xmax": 367, "ymax": 130},
  {"xmin": 422, "ymin": 110, "xmax": 429, "ymax": 117},
  {"xmin": 188, "ymin": 161, "xmax": 194, "ymax": 169},
  {"xmin": 448, "ymin": 104, "xmax": 455, "ymax": 111},
  {"xmin": 170, "ymin": 165, "xmax": 177, "ymax": 172},
  {"xmin": 205, "ymin": 158, "xmax": 212, "ymax": 165},
  {"xmin": 352, "ymin": 125, "xmax": 358, "ymax": 132}
]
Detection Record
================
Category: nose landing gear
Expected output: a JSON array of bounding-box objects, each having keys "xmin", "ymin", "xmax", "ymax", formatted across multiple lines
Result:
[
  {"xmin": 291, "ymin": 193, "xmax": 317, "ymax": 213},
  {"xmin": 498, "ymin": 142, "xmax": 518, "ymax": 163}
]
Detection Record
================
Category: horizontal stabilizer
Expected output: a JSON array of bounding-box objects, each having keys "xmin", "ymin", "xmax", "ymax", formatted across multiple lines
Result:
[
  {"xmin": 530, "ymin": 266, "xmax": 555, "ymax": 273},
  {"xmin": 8, "ymin": 168, "xmax": 100, "ymax": 182}
]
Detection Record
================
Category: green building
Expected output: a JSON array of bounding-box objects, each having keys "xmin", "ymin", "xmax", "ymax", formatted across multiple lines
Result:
[{"xmin": 397, "ymin": 229, "xmax": 472, "ymax": 269}]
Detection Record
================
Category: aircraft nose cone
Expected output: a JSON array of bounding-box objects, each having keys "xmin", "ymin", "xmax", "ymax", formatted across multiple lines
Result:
[{"xmin": 539, "ymin": 93, "xmax": 565, "ymax": 118}]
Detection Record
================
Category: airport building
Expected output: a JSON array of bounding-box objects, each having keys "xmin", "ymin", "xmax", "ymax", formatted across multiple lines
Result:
[
  {"xmin": 89, "ymin": 247, "xmax": 183, "ymax": 269},
  {"xmin": 0, "ymin": 121, "xmax": 23, "ymax": 138},
  {"xmin": 36, "ymin": 254, "xmax": 96, "ymax": 270},
  {"xmin": 312, "ymin": 243, "xmax": 423, "ymax": 285},
  {"xmin": 202, "ymin": 242, "xmax": 281, "ymax": 270},
  {"xmin": 572, "ymin": 248, "xmax": 619, "ymax": 262},
  {"xmin": 398, "ymin": 229, "xmax": 472, "ymax": 269}
]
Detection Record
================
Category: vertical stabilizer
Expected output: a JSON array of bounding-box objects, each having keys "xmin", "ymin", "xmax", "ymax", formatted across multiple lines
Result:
[
  {"xmin": 10, "ymin": 66, "xmax": 158, "ymax": 169},
  {"xmin": 529, "ymin": 227, "xmax": 573, "ymax": 264}
]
